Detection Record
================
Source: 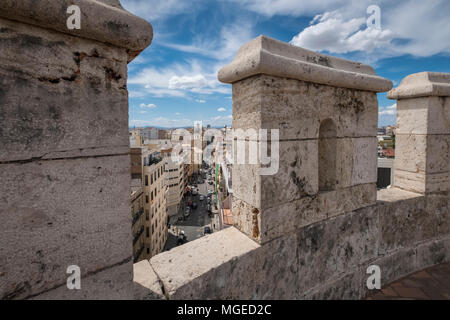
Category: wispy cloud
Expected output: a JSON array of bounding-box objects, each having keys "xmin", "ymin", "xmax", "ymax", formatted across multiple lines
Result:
[
  {"xmin": 140, "ymin": 103, "xmax": 157, "ymax": 109},
  {"xmin": 217, "ymin": 107, "xmax": 226, "ymax": 112},
  {"xmin": 379, "ymin": 103, "xmax": 397, "ymax": 116}
]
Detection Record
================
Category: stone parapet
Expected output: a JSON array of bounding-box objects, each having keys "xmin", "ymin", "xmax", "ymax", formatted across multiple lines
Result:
[
  {"xmin": 0, "ymin": 0, "xmax": 153, "ymax": 61},
  {"xmin": 136, "ymin": 189, "xmax": 450, "ymax": 299},
  {"xmin": 0, "ymin": 0, "xmax": 152, "ymax": 300},
  {"xmin": 219, "ymin": 36, "xmax": 392, "ymax": 92},
  {"xmin": 389, "ymin": 72, "xmax": 450, "ymax": 195}
]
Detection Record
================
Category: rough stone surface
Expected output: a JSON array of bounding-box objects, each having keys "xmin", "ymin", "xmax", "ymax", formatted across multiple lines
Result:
[
  {"xmin": 133, "ymin": 260, "xmax": 165, "ymax": 300},
  {"xmin": 0, "ymin": 0, "xmax": 153, "ymax": 61},
  {"xmin": 141, "ymin": 190, "xmax": 449, "ymax": 300},
  {"xmin": 390, "ymin": 72, "xmax": 450, "ymax": 195},
  {"xmin": 0, "ymin": 1, "xmax": 152, "ymax": 300},
  {"xmin": 30, "ymin": 261, "xmax": 133, "ymax": 300},
  {"xmin": 0, "ymin": 18, "xmax": 130, "ymax": 162},
  {"xmin": 219, "ymin": 36, "xmax": 392, "ymax": 92},
  {"xmin": 387, "ymin": 72, "xmax": 450, "ymax": 99},
  {"xmin": 149, "ymin": 227, "xmax": 260, "ymax": 299},
  {"xmin": 0, "ymin": 156, "xmax": 132, "ymax": 299}
]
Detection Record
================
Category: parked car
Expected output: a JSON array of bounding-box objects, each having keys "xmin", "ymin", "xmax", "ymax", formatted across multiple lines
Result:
[
  {"xmin": 199, "ymin": 195, "xmax": 205, "ymax": 201},
  {"xmin": 192, "ymin": 189, "xmax": 198, "ymax": 196},
  {"xmin": 177, "ymin": 231, "xmax": 187, "ymax": 245},
  {"xmin": 204, "ymin": 226, "xmax": 212, "ymax": 235},
  {"xmin": 207, "ymin": 197, "xmax": 211, "ymax": 204},
  {"xmin": 208, "ymin": 180, "xmax": 213, "ymax": 185},
  {"xmin": 207, "ymin": 204, "xmax": 211, "ymax": 212},
  {"xmin": 192, "ymin": 202, "xmax": 198, "ymax": 210}
]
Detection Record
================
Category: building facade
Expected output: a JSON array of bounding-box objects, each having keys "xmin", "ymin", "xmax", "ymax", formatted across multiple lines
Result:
[{"xmin": 142, "ymin": 149, "xmax": 168, "ymax": 258}]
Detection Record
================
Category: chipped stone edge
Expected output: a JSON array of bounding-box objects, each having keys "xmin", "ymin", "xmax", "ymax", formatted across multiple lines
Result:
[
  {"xmin": 0, "ymin": 0, "xmax": 153, "ymax": 61},
  {"xmin": 388, "ymin": 72, "xmax": 450, "ymax": 99},
  {"xmin": 218, "ymin": 35, "xmax": 393, "ymax": 93}
]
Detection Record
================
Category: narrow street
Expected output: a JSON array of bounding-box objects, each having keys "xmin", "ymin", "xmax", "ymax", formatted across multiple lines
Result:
[{"xmin": 164, "ymin": 170, "xmax": 215, "ymax": 251}]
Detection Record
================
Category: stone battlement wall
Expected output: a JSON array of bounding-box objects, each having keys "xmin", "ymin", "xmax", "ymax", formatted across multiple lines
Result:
[
  {"xmin": 135, "ymin": 188, "xmax": 449, "ymax": 299},
  {"xmin": 0, "ymin": 1, "xmax": 448, "ymax": 300}
]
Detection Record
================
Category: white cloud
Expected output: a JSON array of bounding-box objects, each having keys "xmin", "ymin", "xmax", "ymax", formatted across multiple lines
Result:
[
  {"xmin": 140, "ymin": 103, "xmax": 156, "ymax": 109},
  {"xmin": 121, "ymin": 0, "xmax": 201, "ymax": 21},
  {"xmin": 160, "ymin": 23, "xmax": 254, "ymax": 62},
  {"xmin": 196, "ymin": 99, "xmax": 206, "ymax": 103},
  {"xmin": 169, "ymin": 75, "xmax": 209, "ymax": 90},
  {"xmin": 217, "ymin": 107, "xmax": 226, "ymax": 112},
  {"xmin": 287, "ymin": 1, "xmax": 450, "ymax": 59},
  {"xmin": 290, "ymin": 11, "xmax": 394, "ymax": 54},
  {"xmin": 233, "ymin": 0, "xmax": 353, "ymax": 17},
  {"xmin": 128, "ymin": 60, "xmax": 230, "ymax": 98},
  {"xmin": 379, "ymin": 103, "xmax": 397, "ymax": 116}
]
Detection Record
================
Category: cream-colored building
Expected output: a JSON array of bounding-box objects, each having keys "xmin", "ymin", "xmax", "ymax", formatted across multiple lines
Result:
[
  {"xmin": 142, "ymin": 149, "xmax": 168, "ymax": 258},
  {"xmin": 162, "ymin": 147, "xmax": 186, "ymax": 217},
  {"xmin": 130, "ymin": 129, "xmax": 143, "ymax": 147},
  {"xmin": 131, "ymin": 182, "xmax": 145, "ymax": 263}
]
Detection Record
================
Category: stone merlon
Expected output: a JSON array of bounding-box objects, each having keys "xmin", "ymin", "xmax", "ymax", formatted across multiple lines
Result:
[
  {"xmin": 0, "ymin": 0, "xmax": 153, "ymax": 62},
  {"xmin": 388, "ymin": 72, "xmax": 450, "ymax": 99},
  {"xmin": 218, "ymin": 35, "xmax": 393, "ymax": 93}
]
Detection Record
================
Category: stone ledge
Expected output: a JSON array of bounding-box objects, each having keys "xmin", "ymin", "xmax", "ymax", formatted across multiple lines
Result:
[
  {"xmin": 388, "ymin": 72, "xmax": 450, "ymax": 99},
  {"xmin": 149, "ymin": 227, "xmax": 260, "ymax": 298},
  {"xmin": 218, "ymin": 35, "xmax": 392, "ymax": 92},
  {"xmin": 0, "ymin": 0, "xmax": 153, "ymax": 61},
  {"xmin": 376, "ymin": 187, "xmax": 422, "ymax": 203},
  {"xmin": 133, "ymin": 260, "xmax": 165, "ymax": 300}
]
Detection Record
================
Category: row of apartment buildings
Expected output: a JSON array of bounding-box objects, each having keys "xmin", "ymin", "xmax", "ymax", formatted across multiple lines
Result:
[{"xmin": 129, "ymin": 128, "xmax": 204, "ymax": 262}]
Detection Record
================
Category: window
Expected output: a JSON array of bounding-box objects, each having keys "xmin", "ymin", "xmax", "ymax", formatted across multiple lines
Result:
[
  {"xmin": 151, "ymin": 174, "xmax": 153, "ymax": 184},
  {"xmin": 145, "ymin": 194, "xmax": 149, "ymax": 203},
  {"xmin": 145, "ymin": 175, "xmax": 148, "ymax": 186},
  {"xmin": 145, "ymin": 210, "xmax": 149, "ymax": 221},
  {"xmin": 146, "ymin": 227, "xmax": 149, "ymax": 238},
  {"xmin": 318, "ymin": 118, "xmax": 337, "ymax": 192}
]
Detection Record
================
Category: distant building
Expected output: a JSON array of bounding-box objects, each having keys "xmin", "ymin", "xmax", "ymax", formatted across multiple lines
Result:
[
  {"xmin": 162, "ymin": 147, "xmax": 186, "ymax": 217},
  {"xmin": 139, "ymin": 127, "xmax": 159, "ymax": 140},
  {"xmin": 142, "ymin": 149, "xmax": 168, "ymax": 258},
  {"xmin": 131, "ymin": 181, "xmax": 145, "ymax": 263},
  {"xmin": 130, "ymin": 130, "xmax": 143, "ymax": 147}
]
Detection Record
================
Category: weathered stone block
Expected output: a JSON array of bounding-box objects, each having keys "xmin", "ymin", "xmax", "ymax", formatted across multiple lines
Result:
[
  {"xmin": 0, "ymin": 155, "xmax": 132, "ymax": 299},
  {"xmin": 319, "ymin": 183, "xmax": 376, "ymax": 218},
  {"xmin": 260, "ymin": 140, "xmax": 318, "ymax": 209},
  {"xmin": 378, "ymin": 196, "xmax": 438, "ymax": 254},
  {"xmin": 416, "ymin": 239, "xmax": 450, "ymax": 270},
  {"xmin": 133, "ymin": 260, "xmax": 165, "ymax": 300},
  {"xmin": 296, "ymin": 207, "xmax": 379, "ymax": 292},
  {"xmin": 232, "ymin": 75, "xmax": 379, "ymax": 141},
  {"xmin": 30, "ymin": 261, "xmax": 133, "ymax": 300},
  {"xmin": 0, "ymin": 18, "xmax": 130, "ymax": 162},
  {"xmin": 149, "ymin": 227, "xmax": 260, "ymax": 299},
  {"xmin": 302, "ymin": 266, "xmax": 364, "ymax": 300}
]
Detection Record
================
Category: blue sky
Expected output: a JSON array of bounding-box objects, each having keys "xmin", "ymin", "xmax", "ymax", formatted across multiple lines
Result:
[{"xmin": 121, "ymin": 0, "xmax": 450, "ymax": 128}]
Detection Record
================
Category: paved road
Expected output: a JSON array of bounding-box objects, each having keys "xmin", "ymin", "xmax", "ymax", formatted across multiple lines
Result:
[{"xmin": 164, "ymin": 171, "xmax": 215, "ymax": 251}]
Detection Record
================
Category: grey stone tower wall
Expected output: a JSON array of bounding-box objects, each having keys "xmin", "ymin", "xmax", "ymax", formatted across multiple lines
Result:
[{"xmin": 0, "ymin": 0, "xmax": 153, "ymax": 299}]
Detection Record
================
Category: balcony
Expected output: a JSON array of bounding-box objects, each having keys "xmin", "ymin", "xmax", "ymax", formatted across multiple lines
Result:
[
  {"xmin": 132, "ymin": 208, "xmax": 144, "ymax": 226},
  {"xmin": 133, "ymin": 226, "xmax": 144, "ymax": 245}
]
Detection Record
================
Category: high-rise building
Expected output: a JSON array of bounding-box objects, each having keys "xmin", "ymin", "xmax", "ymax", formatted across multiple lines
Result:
[{"xmin": 142, "ymin": 149, "xmax": 168, "ymax": 258}]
